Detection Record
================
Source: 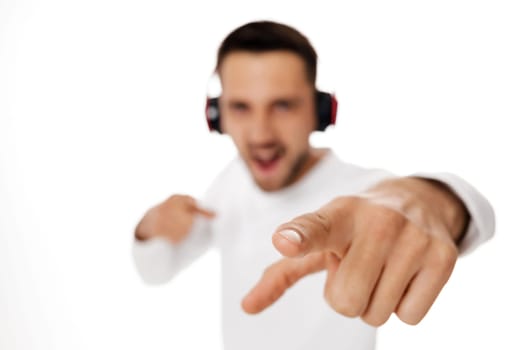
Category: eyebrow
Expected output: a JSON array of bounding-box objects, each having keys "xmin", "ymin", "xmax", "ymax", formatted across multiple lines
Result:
[
  {"xmin": 272, "ymin": 97, "xmax": 302, "ymax": 106},
  {"xmin": 225, "ymin": 96, "xmax": 303, "ymax": 107},
  {"xmin": 226, "ymin": 100, "xmax": 249, "ymax": 109}
]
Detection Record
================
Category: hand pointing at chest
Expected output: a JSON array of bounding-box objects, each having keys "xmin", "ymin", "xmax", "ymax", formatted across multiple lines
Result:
[{"xmin": 242, "ymin": 177, "xmax": 469, "ymax": 326}]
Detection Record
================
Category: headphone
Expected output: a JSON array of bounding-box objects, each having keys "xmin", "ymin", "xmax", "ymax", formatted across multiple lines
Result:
[{"xmin": 205, "ymin": 91, "xmax": 338, "ymax": 133}]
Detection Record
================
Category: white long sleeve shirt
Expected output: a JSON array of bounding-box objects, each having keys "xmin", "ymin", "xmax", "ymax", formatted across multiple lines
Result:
[{"xmin": 133, "ymin": 149, "xmax": 495, "ymax": 350}]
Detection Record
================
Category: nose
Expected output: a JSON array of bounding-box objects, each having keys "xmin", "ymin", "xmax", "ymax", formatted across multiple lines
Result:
[{"xmin": 248, "ymin": 109, "xmax": 276, "ymax": 145}]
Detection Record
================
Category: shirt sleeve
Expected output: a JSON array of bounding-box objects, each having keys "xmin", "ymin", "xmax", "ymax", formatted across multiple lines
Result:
[
  {"xmin": 413, "ymin": 172, "xmax": 496, "ymax": 255},
  {"xmin": 132, "ymin": 214, "xmax": 213, "ymax": 285}
]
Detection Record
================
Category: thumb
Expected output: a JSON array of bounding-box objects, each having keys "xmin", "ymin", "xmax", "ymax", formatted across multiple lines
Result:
[{"xmin": 272, "ymin": 204, "xmax": 352, "ymax": 258}]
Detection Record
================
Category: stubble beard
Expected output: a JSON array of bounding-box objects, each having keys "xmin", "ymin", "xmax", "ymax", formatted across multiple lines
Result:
[{"xmin": 281, "ymin": 149, "xmax": 311, "ymax": 189}]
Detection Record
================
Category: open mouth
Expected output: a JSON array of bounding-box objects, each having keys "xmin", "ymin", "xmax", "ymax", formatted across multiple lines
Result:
[{"xmin": 251, "ymin": 149, "xmax": 284, "ymax": 173}]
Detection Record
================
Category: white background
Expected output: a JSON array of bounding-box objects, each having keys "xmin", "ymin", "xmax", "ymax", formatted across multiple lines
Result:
[{"xmin": 1, "ymin": 0, "xmax": 524, "ymax": 349}]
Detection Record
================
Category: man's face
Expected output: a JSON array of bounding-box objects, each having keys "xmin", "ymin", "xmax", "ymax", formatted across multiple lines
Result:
[{"xmin": 219, "ymin": 51, "xmax": 317, "ymax": 192}]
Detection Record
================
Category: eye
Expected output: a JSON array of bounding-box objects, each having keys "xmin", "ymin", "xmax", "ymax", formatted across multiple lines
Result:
[
  {"xmin": 274, "ymin": 100, "xmax": 293, "ymax": 112},
  {"xmin": 229, "ymin": 102, "xmax": 249, "ymax": 113}
]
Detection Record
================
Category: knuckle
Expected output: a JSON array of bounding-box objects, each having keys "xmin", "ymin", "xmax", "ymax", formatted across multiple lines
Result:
[
  {"xmin": 369, "ymin": 225, "xmax": 396, "ymax": 243},
  {"xmin": 325, "ymin": 286, "xmax": 366, "ymax": 317},
  {"xmin": 166, "ymin": 194, "xmax": 183, "ymax": 202},
  {"xmin": 167, "ymin": 194, "xmax": 194, "ymax": 206},
  {"xmin": 261, "ymin": 266, "xmax": 275, "ymax": 282},
  {"xmin": 429, "ymin": 240, "xmax": 458, "ymax": 272},
  {"xmin": 282, "ymin": 270, "xmax": 298, "ymax": 289},
  {"xmin": 312, "ymin": 211, "xmax": 331, "ymax": 234},
  {"xmin": 325, "ymin": 196, "xmax": 358, "ymax": 222},
  {"xmin": 262, "ymin": 264, "xmax": 297, "ymax": 290},
  {"xmin": 405, "ymin": 227, "xmax": 432, "ymax": 256},
  {"xmin": 396, "ymin": 308, "xmax": 423, "ymax": 326},
  {"xmin": 365, "ymin": 208, "xmax": 407, "ymax": 241},
  {"xmin": 381, "ymin": 206, "xmax": 407, "ymax": 226},
  {"xmin": 262, "ymin": 266, "xmax": 275, "ymax": 278},
  {"xmin": 330, "ymin": 195, "xmax": 356, "ymax": 209},
  {"xmin": 362, "ymin": 311, "xmax": 391, "ymax": 327}
]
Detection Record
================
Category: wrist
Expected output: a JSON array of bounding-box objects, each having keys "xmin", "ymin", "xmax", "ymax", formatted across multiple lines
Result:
[
  {"xmin": 417, "ymin": 178, "xmax": 470, "ymax": 245},
  {"xmin": 366, "ymin": 177, "xmax": 469, "ymax": 245}
]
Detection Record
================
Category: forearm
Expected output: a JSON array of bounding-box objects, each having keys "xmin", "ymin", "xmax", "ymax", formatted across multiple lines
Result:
[
  {"xmin": 132, "ymin": 238, "xmax": 180, "ymax": 284},
  {"xmin": 132, "ymin": 217, "xmax": 213, "ymax": 285}
]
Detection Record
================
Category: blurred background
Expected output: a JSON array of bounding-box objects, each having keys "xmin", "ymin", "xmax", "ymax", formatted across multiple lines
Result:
[{"xmin": 1, "ymin": 0, "xmax": 524, "ymax": 349}]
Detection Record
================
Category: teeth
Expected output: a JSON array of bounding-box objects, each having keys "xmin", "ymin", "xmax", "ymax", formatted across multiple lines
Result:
[
  {"xmin": 251, "ymin": 148, "xmax": 284, "ymax": 166},
  {"xmin": 259, "ymin": 155, "xmax": 275, "ymax": 162},
  {"xmin": 254, "ymin": 151, "xmax": 278, "ymax": 162}
]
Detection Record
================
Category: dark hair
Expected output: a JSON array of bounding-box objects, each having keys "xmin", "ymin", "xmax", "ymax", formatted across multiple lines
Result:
[{"xmin": 216, "ymin": 21, "xmax": 317, "ymax": 85}]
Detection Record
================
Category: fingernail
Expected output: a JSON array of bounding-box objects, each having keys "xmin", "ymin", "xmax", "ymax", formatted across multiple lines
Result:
[{"xmin": 278, "ymin": 229, "xmax": 303, "ymax": 244}]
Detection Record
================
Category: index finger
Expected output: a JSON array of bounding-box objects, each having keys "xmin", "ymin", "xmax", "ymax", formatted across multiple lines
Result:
[
  {"xmin": 191, "ymin": 204, "xmax": 216, "ymax": 218},
  {"xmin": 242, "ymin": 253, "xmax": 327, "ymax": 314}
]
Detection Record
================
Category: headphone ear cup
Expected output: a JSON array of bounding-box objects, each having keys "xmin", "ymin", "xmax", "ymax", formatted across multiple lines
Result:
[
  {"xmin": 316, "ymin": 91, "xmax": 338, "ymax": 131},
  {"xmin": 205, "ymin": 97, "xmax": 222, "ymax": 133}
]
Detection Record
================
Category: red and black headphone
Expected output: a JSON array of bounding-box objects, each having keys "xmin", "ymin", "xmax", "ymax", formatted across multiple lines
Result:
[{"xmin": 205, "ymin": 91, "xmax": 338, "ymax": 133}]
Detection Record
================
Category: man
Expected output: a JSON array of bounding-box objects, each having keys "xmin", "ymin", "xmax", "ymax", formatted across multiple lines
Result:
[{"xmin": 133, "ymin": 21, "xmax": 494, "ymax": 350}]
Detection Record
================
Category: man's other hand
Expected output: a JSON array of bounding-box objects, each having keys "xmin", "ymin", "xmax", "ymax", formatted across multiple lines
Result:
[{"xmin": 134, "ymin": 195, "xmax": 215, "ymax": 244}]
